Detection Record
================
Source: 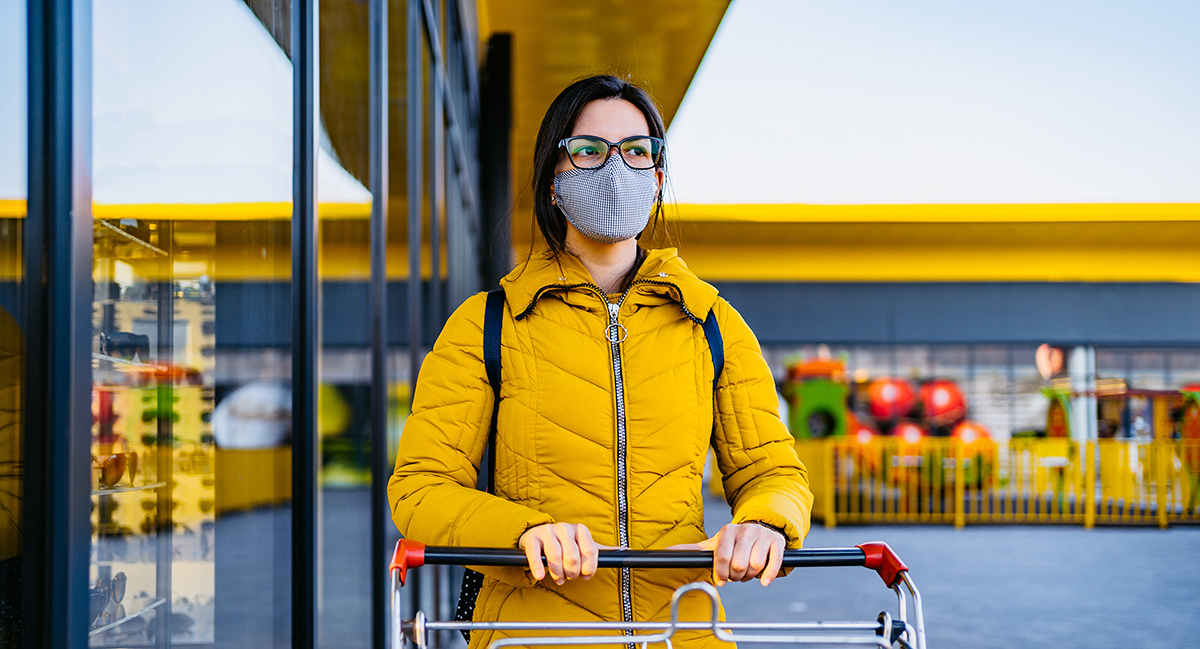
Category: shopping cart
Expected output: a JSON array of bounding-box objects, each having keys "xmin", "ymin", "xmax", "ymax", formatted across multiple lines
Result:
[{"xmin": 389, "ymin": 540, "xmax": 925, "ymax": 649}]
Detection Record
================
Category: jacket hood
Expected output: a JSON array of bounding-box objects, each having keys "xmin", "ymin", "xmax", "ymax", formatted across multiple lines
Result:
[{"xmin": 500, "ymin": 247, "xmax": 720, "ymax": 321}]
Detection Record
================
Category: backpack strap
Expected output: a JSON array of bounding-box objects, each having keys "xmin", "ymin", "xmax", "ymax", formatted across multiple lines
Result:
[
  {"xmin": 702, "ymin": 307, "xmax": 724, "ymax": 392},
  {"xmin": 481, "ymin": 289, "xmax": 505, "ymax": 493}
]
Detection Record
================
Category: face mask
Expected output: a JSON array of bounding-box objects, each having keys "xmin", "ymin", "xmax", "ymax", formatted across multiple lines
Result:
[{"xmin": 553, "ymin": 155, "xmax": 659, "ymax": 244}]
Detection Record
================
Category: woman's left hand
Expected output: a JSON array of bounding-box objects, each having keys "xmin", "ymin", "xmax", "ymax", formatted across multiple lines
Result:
[{"xmin": 668, "ymin": 523, "xmax": 786, "ymax": 587}]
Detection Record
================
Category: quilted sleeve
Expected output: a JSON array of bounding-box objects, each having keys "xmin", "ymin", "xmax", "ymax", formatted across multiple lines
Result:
[
  {"xmin": 711, "ymin": 299, "xmax": 813, "ymax": 548},
  {"xmin": 388, "ymin": 292, "xmax": 554, "ymax": 587}
]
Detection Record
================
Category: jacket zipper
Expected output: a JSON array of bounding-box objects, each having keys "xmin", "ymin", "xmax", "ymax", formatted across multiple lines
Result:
[
  {"xmin": 605, "ymin": 293, "xmax": 635, "ymax": 647},
  {"xmin": 519, "ymin": 278, "xmax": 699, "ymax": 646}
]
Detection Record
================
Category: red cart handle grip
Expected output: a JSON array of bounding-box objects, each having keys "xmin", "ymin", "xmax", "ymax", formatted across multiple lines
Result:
[
  {"xmin": 856, "ymin": 542, "xmax": 908, "ymax": 588},
  {"xmin": 390, "ymin": 539, "xmax": 426, "ymax": 585}
]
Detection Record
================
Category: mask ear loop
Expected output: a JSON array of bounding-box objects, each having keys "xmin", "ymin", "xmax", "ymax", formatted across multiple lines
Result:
[{"xmin": 637, "ymin": 166, "xmax": 666, "ymax": 243}]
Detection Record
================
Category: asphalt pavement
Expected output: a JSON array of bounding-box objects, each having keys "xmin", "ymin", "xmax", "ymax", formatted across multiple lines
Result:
[
  {"xmin": 309, "ymin": 488, "xmax": 1199, "ymax": 649},
  {"xmin": 704, "ymin": 492, "xmax": 1200, "ymax": 649}
]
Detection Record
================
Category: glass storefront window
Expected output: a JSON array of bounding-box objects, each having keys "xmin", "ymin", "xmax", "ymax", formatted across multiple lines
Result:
[
  {"xmin": 317, "ymin": 0, "xmax": 374, "ymax": 645},
  {"xmin": 0, "ymin": 0, "xmax": 26, "ymax": 642},
  {"xmin": 89, "ymin": 1, "xmax": 300, "ymax": 645}
]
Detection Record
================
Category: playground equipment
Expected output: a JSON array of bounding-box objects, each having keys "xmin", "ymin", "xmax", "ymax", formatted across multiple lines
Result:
[
  {"xmin": 775, "ymin": 357, "xmax": 1001, "ymax": 519},
  {"xmin": 782, "ymin": 355, "xmax": 989, "ymax": 441},
  {"xmin": 783, "ymin": 358, "xmax": 850, "ymax": 440},
  {"xmin": 920, "ymin": 380, "xmax": 967, "ymax": 427},
  {"xmin": 867, "ymin": 378, "xmax": 916, "ymax": 421}
]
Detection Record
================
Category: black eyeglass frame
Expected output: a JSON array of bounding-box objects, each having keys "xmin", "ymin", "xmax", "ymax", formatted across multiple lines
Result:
[{"xmin": 557, "ymin": 135, "xmax": 666, "ymax": 170}]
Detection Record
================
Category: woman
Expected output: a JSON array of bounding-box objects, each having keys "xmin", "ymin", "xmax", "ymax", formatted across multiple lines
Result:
[{"xmin": 388, "ymin": 75, "xmax": 812, "ymax": 649}]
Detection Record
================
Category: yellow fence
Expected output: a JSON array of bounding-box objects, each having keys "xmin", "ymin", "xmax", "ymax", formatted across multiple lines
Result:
[{"xmin": 798, "ymin": 438, "xmax": 1200, "ymax": 528}]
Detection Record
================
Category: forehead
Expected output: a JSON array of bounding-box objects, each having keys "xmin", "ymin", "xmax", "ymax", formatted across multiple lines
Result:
[{"xmin": 570, "ymin": 99, "xmax": 650, "ymax": 141}]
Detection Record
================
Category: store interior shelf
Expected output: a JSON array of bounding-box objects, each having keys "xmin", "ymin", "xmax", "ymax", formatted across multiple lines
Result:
[
  {"xmin": 94, "ymin": 216, "xmax": 168, "ymax": 256},
  {"xmin": 91, "ymin": 482, "xmax": 167, "ymax": 496},
  {"xmin": 88, "ymin": 597, "xmax": 166, "ymax": 638},
  {"xmin": 92, "ymin": 352, "xmax": 166, "ymax": 370}
]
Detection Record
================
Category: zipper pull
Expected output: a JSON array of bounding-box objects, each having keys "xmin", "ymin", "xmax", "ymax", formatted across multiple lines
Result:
[{"xmin": 605, "ymin": 302, "xmax": 628, "ymax": 343}]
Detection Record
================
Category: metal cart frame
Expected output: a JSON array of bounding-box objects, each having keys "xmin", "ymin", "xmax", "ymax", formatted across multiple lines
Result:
[{"xmin": 390, "ymin": 541, "xmax": 926, "ymax": 649}]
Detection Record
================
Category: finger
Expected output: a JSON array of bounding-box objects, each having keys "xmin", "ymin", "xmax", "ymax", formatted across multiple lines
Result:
[
  {"xmin": 728, "ymin": 526, "xmax": 758, "ymax": 582},
  {"xmin": 665, "ymin": 543, "xmax": 704, "ymax": 551},
  {"xmin": 554, "ymin": 524, "xmax": 581, "ymax": 581},
  {"xmin": 576, "ymin": 526, "xmax": 598, "ymax": 580},
  {"xmin": 712, "ymin": 527, "xmax": 737, "ymax": 586},
  {"xmin": 522, "ymin": 534, "xmax": 546, "ymax": 581},
  {"xmin": 761, "ymin": 536, "xmax": 785, "ymax": 587},
  {"xmin": 745, "ymin": 534, "xmax": 771, "ymax": 583},
  {"xmin": 542, "ymin": 530, "xmax": 565, "ymax": 584}
]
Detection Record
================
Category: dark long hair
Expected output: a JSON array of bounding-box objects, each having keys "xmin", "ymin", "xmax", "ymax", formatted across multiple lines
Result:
[{"xmin": 531, "ymin": 75, "xmax": 670, "ymax": 257}]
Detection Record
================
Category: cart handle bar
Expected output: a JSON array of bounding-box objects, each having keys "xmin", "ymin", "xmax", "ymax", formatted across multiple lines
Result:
[{"xmin": 390, "ymin": 540, "xmax": 907, "ymax": 588}]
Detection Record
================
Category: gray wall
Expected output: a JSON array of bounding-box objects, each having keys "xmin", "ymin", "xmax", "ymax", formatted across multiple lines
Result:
[
  {"xmin": 206, "ymin": 280, "xmax": 1200, "ymax": 349},
  {"xmin": 714, "ymin": 282, "xmax": 1200, "ymax": 346}
]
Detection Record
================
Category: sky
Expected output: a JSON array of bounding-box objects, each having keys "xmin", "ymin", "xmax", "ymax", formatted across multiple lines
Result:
[
  {"xmin": 0, "ymin": 0, "xmax": 369, "ymax": 206},
  {"xmin": 4, "ymin": 0, "xmax": 1197, "ymax": 207},
  {"xmin": 0, "ymin": 0, "xmax": 25, "ymax": 202},
  {"xmin": 666, "ymin": 0, "xmax": 1200, "ymax": 205}
]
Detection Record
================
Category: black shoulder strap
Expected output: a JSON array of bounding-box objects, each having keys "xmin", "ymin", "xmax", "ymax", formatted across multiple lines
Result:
[
  {"xmin": 702, "ymin": 307, "xmax": 724, "ymax": 392},
  {"xmin": 480, "ymin": 289, "xmax": 505, "ymax": 493}
]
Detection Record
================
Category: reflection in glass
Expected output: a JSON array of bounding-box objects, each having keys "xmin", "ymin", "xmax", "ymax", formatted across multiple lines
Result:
[
  {"xmin": 85, "ymin": 0, "xmax": 348, "ymax": 645},
  {"xmin": 0, "ymin": 0, "xmax": 26, "ymax": 643},
  {"xmin": 318, "ymin": 1, "xmax": 374, "ymax": 645}
]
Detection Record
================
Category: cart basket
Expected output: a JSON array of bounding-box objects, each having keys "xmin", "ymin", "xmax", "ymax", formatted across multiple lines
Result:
[{"xmin": 389, "ymin": 540, "xmax": 925, "ymax": 649}]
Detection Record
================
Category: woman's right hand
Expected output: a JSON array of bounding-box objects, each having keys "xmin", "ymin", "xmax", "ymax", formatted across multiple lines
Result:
[{"xmin": 518, "ymin": 523, "xmax": 604, "ymax": 585}]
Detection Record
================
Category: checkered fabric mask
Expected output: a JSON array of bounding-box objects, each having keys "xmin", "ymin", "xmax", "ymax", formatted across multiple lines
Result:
[{"xmin": 553, "ymin": 155, "xmax": 658, "ymax": 244}]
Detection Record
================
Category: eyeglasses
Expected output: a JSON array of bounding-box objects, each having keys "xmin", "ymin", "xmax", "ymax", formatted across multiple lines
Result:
[
  {"xmin": 89, "ymin": 572, "xmax": 127, "ymax": 629},
  {"xmin": 558, "ymin": 135, "xmax": 665, "ymax": 170},
  {"xmin": 93, "ymin": 452, "xmax": 138, "ymax": 489}
]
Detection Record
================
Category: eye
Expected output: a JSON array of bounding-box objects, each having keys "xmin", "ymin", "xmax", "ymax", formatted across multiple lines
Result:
[{"xmin": 620, "ymin": 138, "xmax": 655, "ymax": 161}]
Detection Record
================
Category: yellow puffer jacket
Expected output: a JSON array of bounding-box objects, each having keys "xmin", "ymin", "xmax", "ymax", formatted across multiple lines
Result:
[{"xmin": 388, "ymin": 247, "xmax": 812, "ymax": 649}]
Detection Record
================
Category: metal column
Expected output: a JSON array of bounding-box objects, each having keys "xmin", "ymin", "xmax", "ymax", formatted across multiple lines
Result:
[
  {"xmin": 407, "ymin": 0, "xmax": 424, "ymax": 402},
  {"xmin": 154, "ymin": 224, "xmax": 175, "ymax": 648},
  {"xmin": 369, "ymin": 0, "xmax": 390, "ymax": 644},
  {"xmin": 292, "ymin": 0, "xmax": 320, "ymax": 646},
  {"xmin": 428, "ymin": 0, "xmax": 445, "ymax": 327},
  {"xmin": 23, "ymin": 0, "xmax": 93, "ymax": 646},
  {"xmin": 1069, "ymin": 346, "xmax": 1098, "ymax": 441}
]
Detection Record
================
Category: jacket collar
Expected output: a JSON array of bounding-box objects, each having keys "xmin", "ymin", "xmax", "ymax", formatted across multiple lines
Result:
[{"xmin": 501, "ymin": 247, "xmax": 720, "ymax": 322}]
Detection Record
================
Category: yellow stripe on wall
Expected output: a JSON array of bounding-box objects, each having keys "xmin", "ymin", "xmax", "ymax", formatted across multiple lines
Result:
[
  {"xmin": 91, "ymin": 201, "xmax": 371, "ymax": 220},
  {"xmin": 677, "ymin": 241, "xmax": 1200, "ymax": 283},
  {"xmin": 0, "ymin": 199, "xmax": 26, "ymax": 218}
]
